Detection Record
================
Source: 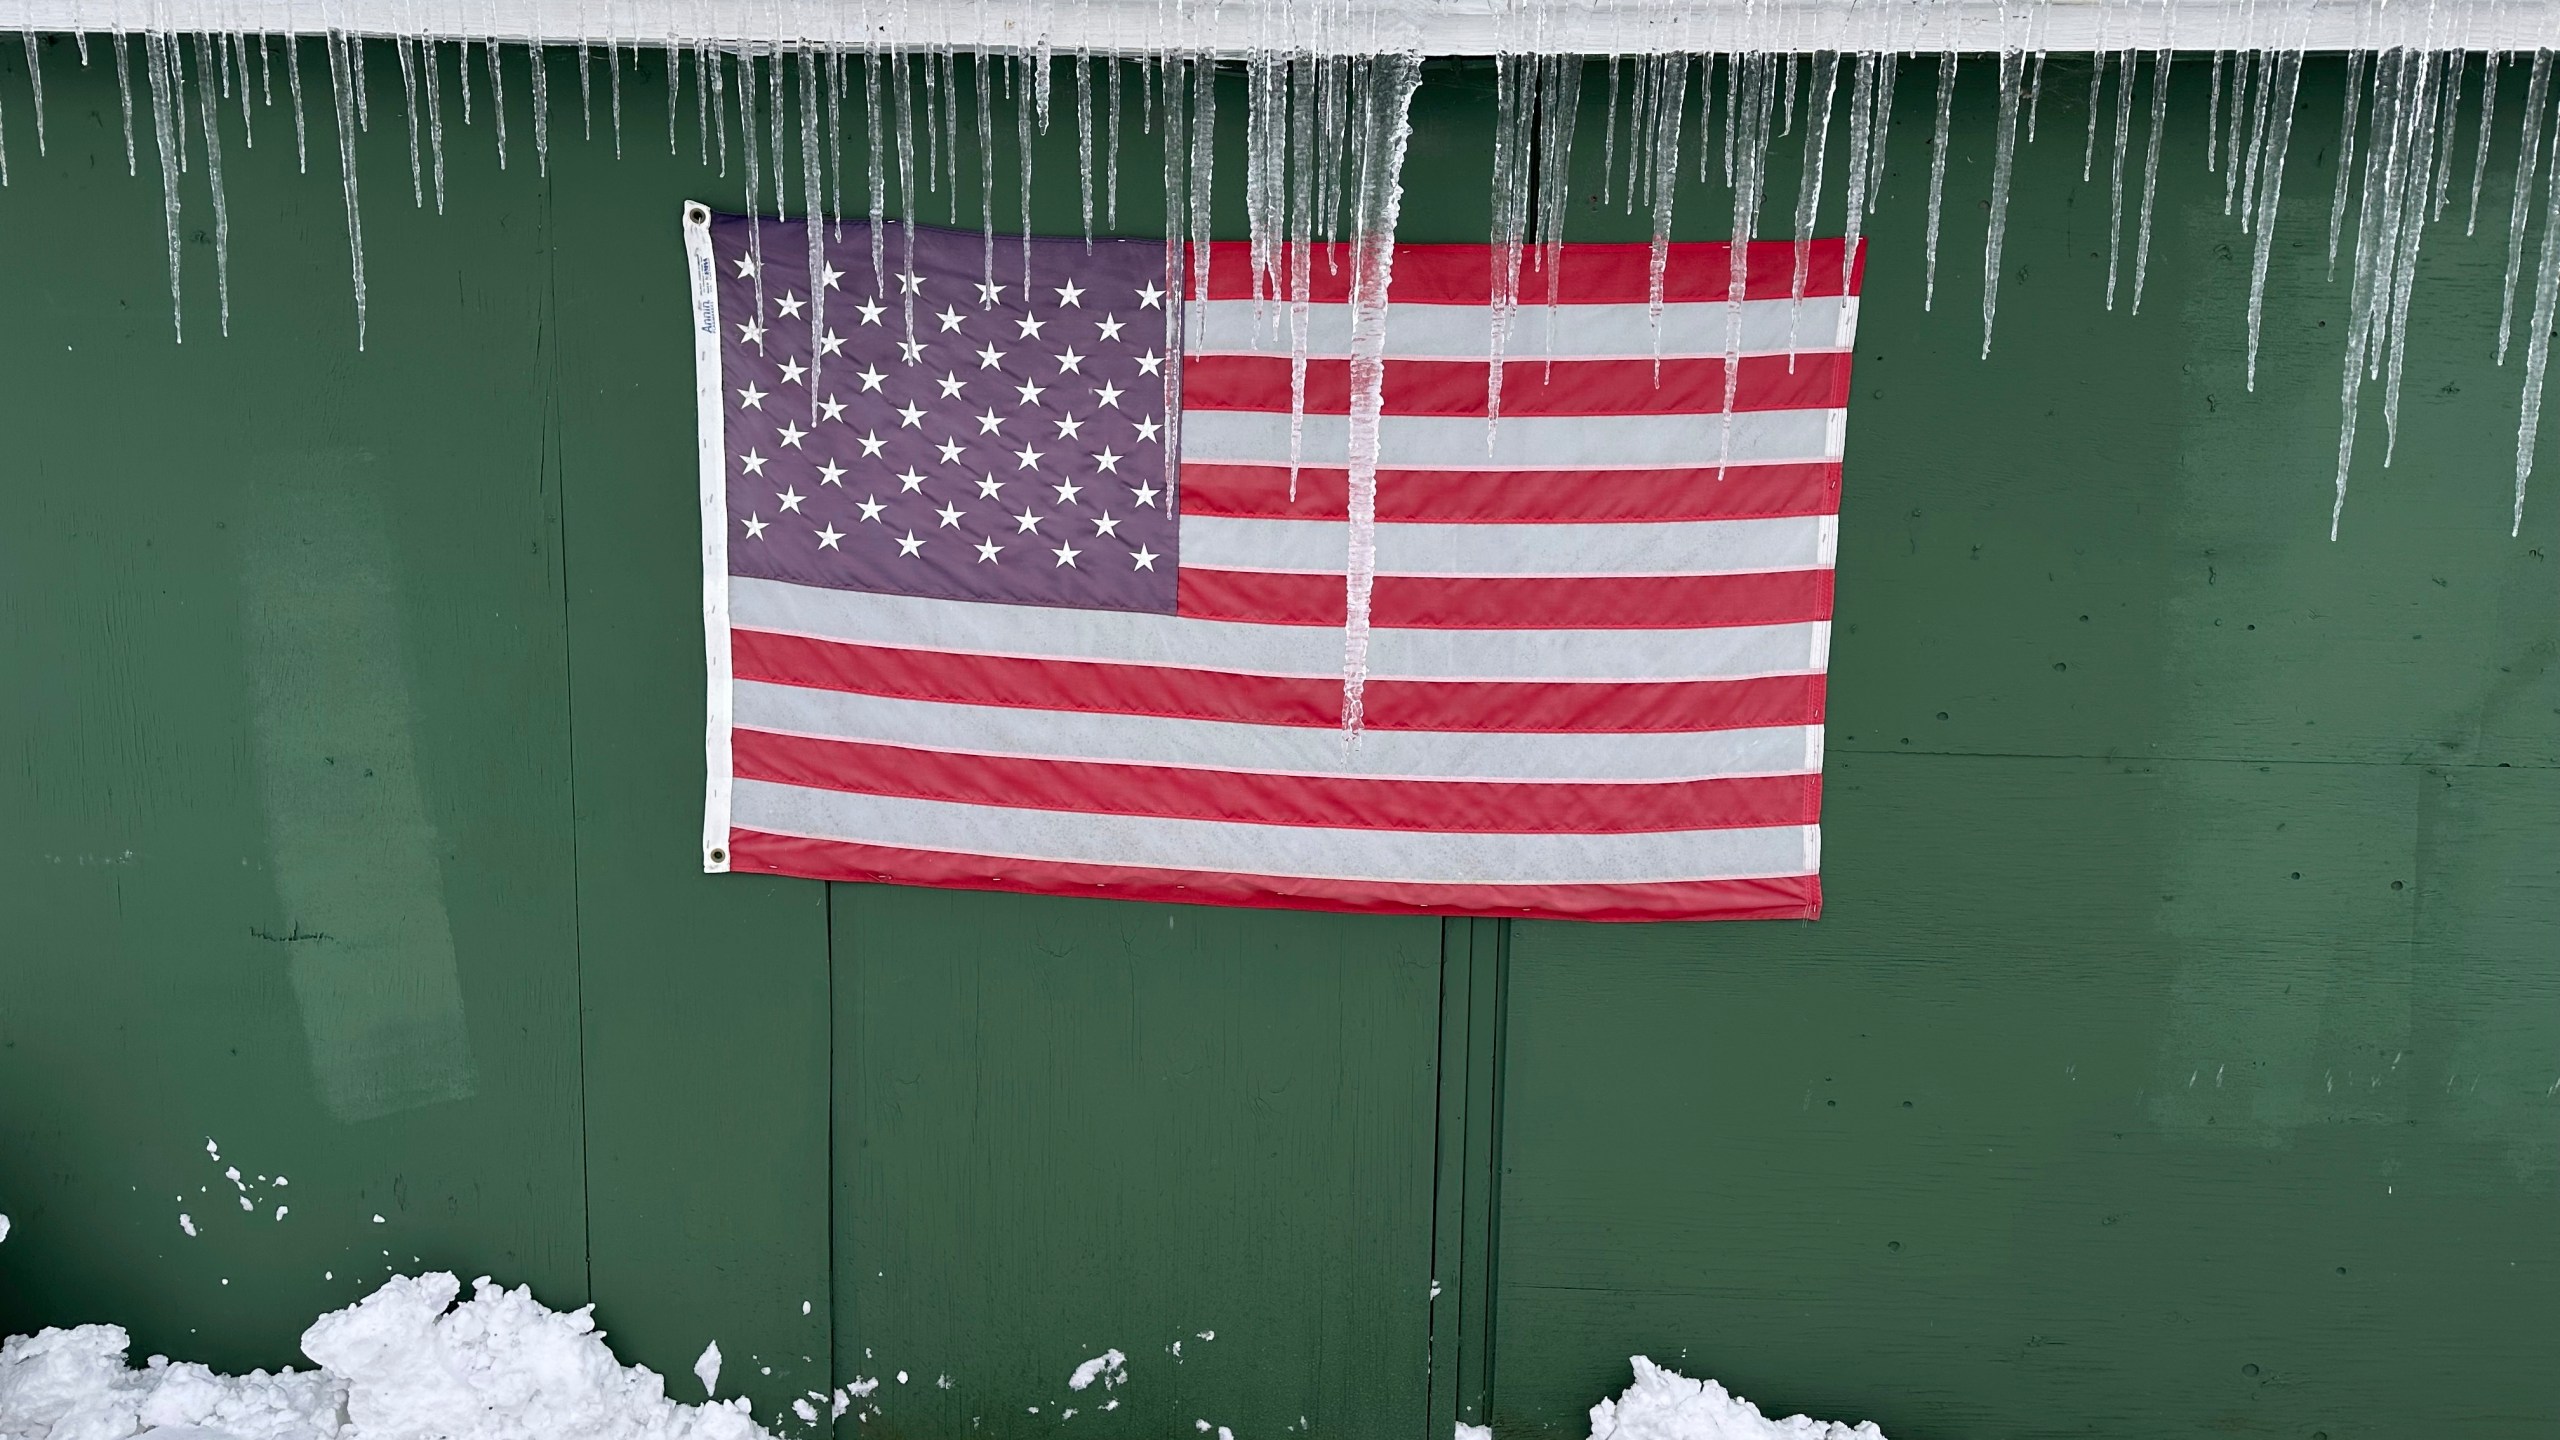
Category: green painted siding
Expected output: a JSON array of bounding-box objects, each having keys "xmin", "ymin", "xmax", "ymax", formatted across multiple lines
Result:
[{"xmin": 0, "ymin": 44, "xmax": 2552, "ymax": 1440}]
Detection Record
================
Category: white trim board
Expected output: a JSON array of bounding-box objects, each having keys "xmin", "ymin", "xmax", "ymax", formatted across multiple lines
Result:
[{"xmin": 4, "ymin": 0, "xmax": 2555, "ymax": 55}]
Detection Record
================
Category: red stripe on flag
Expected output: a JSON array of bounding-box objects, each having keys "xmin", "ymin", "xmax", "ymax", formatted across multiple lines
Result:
[
  {"xmin": 729, "ymin": 829, "xmax": 1824, "ymax": 922},
  {"xmin": 1195, "ymin": 239, "xmax": 1865, "ymax": 305},
  {"xmin": 733, "ymin": 630, "xmax": 1829, "ymax": 734},
  {"xmin": 734, "ymin": 729, "xmax": 1821, "ymax": 834},
  {"xmin": 1179, "ymin": 353, "xmax": 1852, "ymax": 417},
  {"xmin": 1177, "ymin": 568, "xmax": 1835, "ymax": 630},
  {"xmin": 1175, "ymin": 461, "xmax": 1841, "ymax": 523}
]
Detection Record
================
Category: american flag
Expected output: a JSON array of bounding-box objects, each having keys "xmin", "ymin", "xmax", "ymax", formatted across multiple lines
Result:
[{"xmin": 687, "ymin": 204, "xmax": 1860, "ymax": 922}]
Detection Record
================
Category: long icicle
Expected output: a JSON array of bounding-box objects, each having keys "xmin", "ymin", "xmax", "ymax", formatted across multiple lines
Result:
[
  {"xmin": 1924, "ymin": 48, "xmax": 1956, "ymax": 312},
  {"xmin": 1337, "ymin": 52, "xmax": 1422, "ymax": 751},
  {"xmin": 1981, "ymin": 44, "xmax": 2026, "ymax": 357},
  {"xmin": 2501, "ymin": 51, "xmax": 2553, "ymax": 364}
]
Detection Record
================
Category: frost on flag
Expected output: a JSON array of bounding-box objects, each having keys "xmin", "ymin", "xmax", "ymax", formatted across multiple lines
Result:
[{"xmin": 685, "ymin": 202, "xmax": 1861, "ymax": 923}]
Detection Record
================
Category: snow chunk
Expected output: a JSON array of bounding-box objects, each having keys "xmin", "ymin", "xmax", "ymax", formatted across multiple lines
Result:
[
  {"xmin": 0, "ymin": 1325, "xmax": 339, "ymax": 1440},
  {"xmin": 1586, "ymin": 1357, "xmax": 1887, "ymax": 1440},
  {"xmin": 1066, "ymin": 1349, "xmax": 1125, "ymax": 1391},
  {"xmin": 1, "ymin": 1273, "xmax": 774, "ymax": 1440},
  {"xmin": 692, "ymin": 1340, "xmax": 722, "ymax": 1398}
]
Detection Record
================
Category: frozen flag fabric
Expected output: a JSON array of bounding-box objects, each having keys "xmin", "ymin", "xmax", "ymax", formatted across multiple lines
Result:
[{"xmin": 686, "ymin": 203, "xmax": 1862, "ymax": 921}]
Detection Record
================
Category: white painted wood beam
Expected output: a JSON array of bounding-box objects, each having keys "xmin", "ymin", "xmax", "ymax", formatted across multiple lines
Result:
[{"xmin": 3, "ymin": 0, "xmax": 2553, "ymax": 54}]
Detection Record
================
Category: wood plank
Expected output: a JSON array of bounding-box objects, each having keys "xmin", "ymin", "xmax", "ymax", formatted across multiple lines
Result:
[
  {"xmin": 830, "ymin": 884, "xmax": 1444, "ymax": 1439},
  {"xmin": 542, "ymin": 46, "xmax": 836, "ymax": 1424},
  {"xmin": 1492, "ymin": 750, "xmax": 2560, "ymax": 1438},
  {"xmin": 0, "ymin": 35, "xmax": 587, "ymax": 1364}
]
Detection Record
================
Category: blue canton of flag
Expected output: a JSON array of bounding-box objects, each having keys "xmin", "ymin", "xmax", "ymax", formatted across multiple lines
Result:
[{"xmin": 713, "ymin": 214, "xmax": 1179, "ymax": 612}]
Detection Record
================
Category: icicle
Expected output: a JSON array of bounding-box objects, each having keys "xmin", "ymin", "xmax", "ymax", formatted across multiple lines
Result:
[
  {"xmin": 1107, "ymin": 52, "xmax": 1122, "ymax": 227},
  {"xmin": 1533, "ymin": 52, "xmax": 1583, "ymax": 370},
  {"xmin": 2132, "ymin": 49, "xmax": 2171, "ymax": 315},
  {"xmin": 2026, "ymin": 49, "xmax": 2046, "ymax": 145},
  {"xmin": 423, "ymin": 35, "xmax": 446, "ymax": 212},
  {"xmin": 974, "ymin": 45, "xmax": 995, "ymax": 295},
  {"xmin": 325, "ymin": 28, "xmax": 367, "ymax": 349},
  {"xmin": 2470, "ymin": 52, "xmax": 2501, "ymax": 236},
  {"xmin": 2083, "ymin": 48, "xmax": 2104, "ymax": 181},
  {"xmin": 1644, "ymin": 52, "xmax": 1692, "ymax": 359},
  {"xmin": 486, "ymin": 27, "xmax": 508, "ymax": 169},
  {"xmin": 2380, "ymin": 50, "xmax": 2446, "ymax": 467},
  {"xmin": 822, "ymin": 44, "xmax": 842, "ymax": 234},
  {"xmin": 2222, "ymin": 49, "xmax": 2254, "ymax": 214},
  {"xmin": 1337, "ymin": 52, "xmax": 1422, "ymax": 750},
  {"xmin": 528, "ymin": 38, "xmax": 551, "ymax": 176},
  {"xmin": 2334, "ymin": 49, "xmax": 2408, "ymax": 538},
  {"xmin": 1286, "ymin": 51, "xmax": 1317, "ymax": 501},
  {"xmin": 2502, "ymin": 53, "xmax": 2554, "ymax": 362},
  {"xmin": 1600, "ymin": 54, "xmax": 1622, "ymax": 209},
  {"xmin": 1779, "ymin": 50, "xmax": 1798, "ymax": 139},
  {"xmin": 2207, "ymin": 49, "xmax": 2225, "ymax": 171},
  {"xmin": 2430, "ymin": 52, "xmax": 2465, "ymax": 224},
  {"xmin": 1017, "ymin": 52, "xmax": 1036, "ymax": 291},
  {"xmin": 1787, "ymin": 53, "xmax": 1840, "ymax": 365},
  {"xmin": 1721, "ymin": 51, "xmax": 1777, "ymax": 471},
  {"xmin": 576, "ymin": 31, "xmax": 594, "ymax": 146},
  {"xmin": 1981, "ymin": 44, "xmax": 2025, "ymax": 357},
  {"xmin": 1486, "ymin": 51, "xmax": 1532, "ymax": 450},
  {"xmin": 1077, "ymin": 49, "xmax": 1095, "ymax": 245},
  {"xmin": 230, "ymin": 30, "xmax": 254, "ymax": 149},
  {"xmin": 2244, "ymin": 50, "xmax": 2303, "ymax": 388},
  {"xmin": 1841, "ymin": 51, "xmax": 1874, "ymax": 299},
  {"xmin": 893, "ymin": 51, "xmax": 917, "ymax": 338},
  {"xmin": 2514, "ymin": 118, "xmax": 2560, "ymax": 533},
  {"xmin": 864, "ymin": 44, "xmax": 886, "ymax": 295},
  {"xmin": 394, "ymin": 32, "xmax": 423, "ymax": 206},
  {"xmin": 2328, "ymin": 51, "xmax": 2369, "ymax": 277},
  {"xmin": 606, "ymin": 15, "xmax": 622, "ymax": 157},
  {"xmin": 1924, "ymin": 48, "xmax": 1955, "ymax": 311},
  {"xmin": 1189, "ymin": 52, "xmax": 1218, "ymax": 305},
  {"xmin": 143, "ymin": 30, "xmax": 185, "ymax": 342},
  {"xmin": 801, "ymin": 45, "xmax": 827, "ymax": 400},
  {"xmin": 702, "ymin": 42, "xmax": 718, "ymax": 173},
  {"xmin": 113, "ymin": 27, "xmax": 138, "ymax": 176},
  {"xmin": 22, "ymin": 29, "xmax": 46, "ymax": 155},
  {"xmin": 2238, "ymin": 51, "xmax": 2274, "ymax": 226},
  {"xmin": 189, "ymin": 33, "xmax": 232, "ymax": 336},
  {"xmin": 665, "ymin": 39, "xmax": 679, "ymax": 155},
  {"xmin": 2105, "ymin": 47, "xmax": 2134, "ymax": 309},
  {"xmin": 1868, "ymin": 51, "xmax": 1897, "ymax": 210}
]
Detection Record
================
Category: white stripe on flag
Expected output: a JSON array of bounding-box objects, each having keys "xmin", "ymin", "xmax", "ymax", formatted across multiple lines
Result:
[
  {"xmin": 1185, "ymin": 295, "xmax": 1855, "ymax": 359},
  {"xmin": 1177, "ymin": 513, "xmax": 1838, "ymax": 576},
  {"xmin": 735, "ymin": 681, "xmax": 1825, "ymax": 782},
  {"xmin": 731, "ymin": 577, "xmax": 1832, "ymax": 681},
  {"xmin": 733, "ymin": 780, "xmax": 1821, "ymax": 885},
  {"xmin": 1177, "ymin": 408, "xmax": 1843, "ymax": 468}
]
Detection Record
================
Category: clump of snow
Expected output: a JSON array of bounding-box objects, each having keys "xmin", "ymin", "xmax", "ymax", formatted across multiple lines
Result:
[
  {"xmin": 1065, "ymin": 1349, "xmax": 1125, "ymax": 1392},
  {"xmin": 0, "ymin": 1273, "xmax": 772, "ymax": 1440},
  {"xmin": 1455, "ymin": 1424, "xmax": 1492, "ymax": 1440},
  {"xmin": 1587, "ymin": 1357, "xmax": 1887, "ymax": 1440},
  {"xmin": 0, "ymin": 1216, "xmax": 11, "ymax": 1245},
  {"xmin": 692, "ymin": 1341, "xmax": 722, "ymax": 1398}
]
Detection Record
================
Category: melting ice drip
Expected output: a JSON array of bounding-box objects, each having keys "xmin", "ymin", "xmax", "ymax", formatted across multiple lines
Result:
[{"xmin": 6, "ymin": 0, "xmax": 2560, "ymax": 741}]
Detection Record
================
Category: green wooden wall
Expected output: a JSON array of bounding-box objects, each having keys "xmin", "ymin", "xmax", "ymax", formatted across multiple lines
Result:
[{"xmin": 0, "ymin": 43, "xmax": 2551, "ymax": 1440}]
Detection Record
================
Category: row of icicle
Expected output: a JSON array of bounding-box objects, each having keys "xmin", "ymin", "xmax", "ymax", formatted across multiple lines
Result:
[{"xmin": 5, "ymin": 31, "xmax": 2560, "ymax": 736}]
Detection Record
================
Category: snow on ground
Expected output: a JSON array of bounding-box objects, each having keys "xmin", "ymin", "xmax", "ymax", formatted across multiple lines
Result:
[
  {"xmin": 1582, "ymin": 1357, "xmax": 1888, "ymax": 1440},
  {"xmin": 0, "ymin": 1274, "xmax": 770, "ymax": 1440},
  {"xmin": 2, "ymin": 1274, "xmax": 1885, "ymax": 1440}
]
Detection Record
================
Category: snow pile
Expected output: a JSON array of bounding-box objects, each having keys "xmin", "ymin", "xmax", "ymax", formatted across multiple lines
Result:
[
  {"xmin": 0, "ymin": 1274, "xmax": 772, "ymax": 1440},
  {"xmin": 1586, "ymin": 1357, "xmax": 1888, "ymax": 1440}
]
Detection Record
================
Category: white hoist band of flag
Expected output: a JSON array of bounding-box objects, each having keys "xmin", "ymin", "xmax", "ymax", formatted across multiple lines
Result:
[{"xmin": 689, "ymin": 202, "xmax": 1860, "ymax": 922}]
